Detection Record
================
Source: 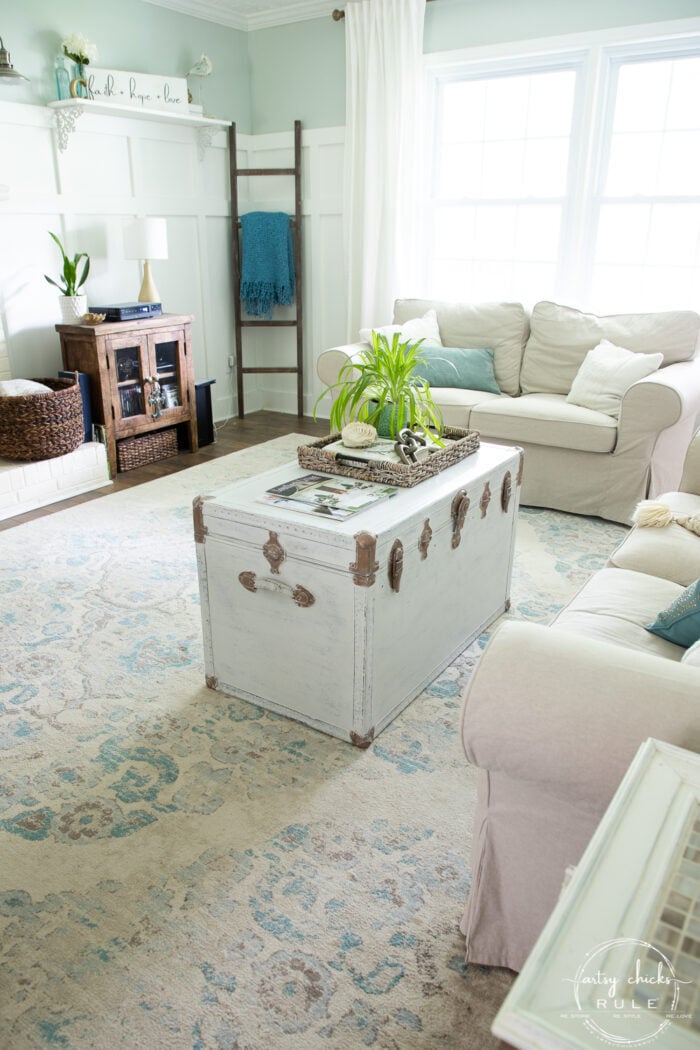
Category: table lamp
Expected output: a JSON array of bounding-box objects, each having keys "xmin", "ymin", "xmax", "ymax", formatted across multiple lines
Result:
[{"xmin": 124, "ymin": 217, "xmax": 168, "ymax": 303}]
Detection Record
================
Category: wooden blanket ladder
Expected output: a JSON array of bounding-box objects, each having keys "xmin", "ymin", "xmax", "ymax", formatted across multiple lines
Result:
[{"xmin": 229, "ymin": 120, "xmax": 303, "ymax": 418}]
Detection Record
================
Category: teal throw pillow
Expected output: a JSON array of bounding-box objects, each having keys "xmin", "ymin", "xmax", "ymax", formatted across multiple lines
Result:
[
  {"xmin": 646, "ymin": 579, "xmax": 700, "ymax": 648},
  {"xmin": 412, "ymin": 346, "xmax": 501, "ymax": 394}
]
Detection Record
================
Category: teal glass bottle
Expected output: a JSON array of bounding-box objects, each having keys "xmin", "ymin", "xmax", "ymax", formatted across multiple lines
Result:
[{"xmin": 55, "ymin": 55, "xmax": 70, "ymax": 100}]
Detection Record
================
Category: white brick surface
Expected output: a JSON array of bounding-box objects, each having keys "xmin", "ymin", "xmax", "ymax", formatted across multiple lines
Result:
[
  {"xmin": 0, "ymin": 443, "xmax": 112, "ymax": 521},
  {"xmin": 17, "ymin": 479, "xmax": 60, "ymax": 504},
  {"xmin": 0, "ymin": 490, "xmax": 19, "ymax": 511}
]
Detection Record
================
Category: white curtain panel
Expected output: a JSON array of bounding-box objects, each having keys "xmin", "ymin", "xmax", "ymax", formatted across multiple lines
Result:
[
  {"xmin": 0, "ymin": 314, "xmax": 10, "ymax": 381},
  {"xmin": 344, "ymin": 0, "xmax": 426, "ymax": 341}
]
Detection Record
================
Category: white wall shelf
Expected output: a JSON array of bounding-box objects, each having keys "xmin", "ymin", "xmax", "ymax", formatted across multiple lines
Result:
[{"xmin": 47, "ymin": 99, "xmax": 230, "ymax": 157}]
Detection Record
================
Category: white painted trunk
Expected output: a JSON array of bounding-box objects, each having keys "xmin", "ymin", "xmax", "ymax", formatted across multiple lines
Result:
[{"xmin": 194, "ymin": 442, "xmax": 522, "ymax": 745}]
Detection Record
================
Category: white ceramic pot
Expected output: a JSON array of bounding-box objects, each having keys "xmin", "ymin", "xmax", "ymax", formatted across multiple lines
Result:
[{"xmin": 59, "ymin": 295, "xmax": 87, "ymax": 324}]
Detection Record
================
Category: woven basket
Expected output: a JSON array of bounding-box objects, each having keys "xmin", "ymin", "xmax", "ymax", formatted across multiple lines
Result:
[
  {"xmin": 298, "ymin": 427, "xmax": 480, "ymax": 488},
  {"xmin": 117, "ymin": 427, "xmax": 179, "ymax": 472},
  {"xmin": 0, "ymin": 376, "xmax": 84, "ymax": 462}
]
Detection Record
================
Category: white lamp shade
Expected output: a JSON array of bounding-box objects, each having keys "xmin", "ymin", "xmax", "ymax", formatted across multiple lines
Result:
[{"xmin": 123, "ymin": 217, "xmax": 168, "ymax": 261}]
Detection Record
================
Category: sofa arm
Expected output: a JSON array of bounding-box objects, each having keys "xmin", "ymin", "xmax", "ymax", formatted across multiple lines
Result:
[
  {"xmin": 461, "ymin": 620, "xmax": 700, "ymax": 805},
  {"xmin": 680, "ymin": 428, "xmax": 700, "ymax": 495},
  {"xmin": 616, "ymin": 357, "xmax": 700, "ymax": 453},
  {"xmin": 316, "ymin": 342, "xmax": 366, "ymax": 392}
]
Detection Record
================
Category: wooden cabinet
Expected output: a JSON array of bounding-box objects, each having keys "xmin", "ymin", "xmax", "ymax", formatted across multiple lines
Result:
[{"xmin": 56, "ymin": 314, "xmax": 198, "ymax": 476}]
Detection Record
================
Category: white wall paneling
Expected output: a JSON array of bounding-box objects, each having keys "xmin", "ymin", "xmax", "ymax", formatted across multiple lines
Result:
[{"xmin": 0, "ymin": 101, "xmax": 345, "ymax": 422}]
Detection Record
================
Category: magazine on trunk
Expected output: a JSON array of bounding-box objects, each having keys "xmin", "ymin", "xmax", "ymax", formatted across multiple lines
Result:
[{"xmin": 258, "ymin": 473, "xmax": 399, "ymax": 520}]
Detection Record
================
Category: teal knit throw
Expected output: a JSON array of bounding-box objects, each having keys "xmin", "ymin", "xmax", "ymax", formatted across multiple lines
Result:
[{"xmin": 240, "ymin": 211, "xmax": 296, "ymax": 320}]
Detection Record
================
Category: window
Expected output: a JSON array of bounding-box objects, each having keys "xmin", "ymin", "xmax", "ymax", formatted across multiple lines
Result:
[
  {"xmin": 428, "ymin": 62, "xmax": 580, "ymax": 306},
  {"xmin": 425, "ymin": 27, "xmax": 700, "ymax": 313},
  {"xmin": 590, "ymin": 52, "xmax": 700, "ymax": 312}
]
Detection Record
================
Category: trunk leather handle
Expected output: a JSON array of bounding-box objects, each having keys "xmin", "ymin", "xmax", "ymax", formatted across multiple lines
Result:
[{"xmin": 238, "ymin": 571, "xmax": 315, "ymax": 608}]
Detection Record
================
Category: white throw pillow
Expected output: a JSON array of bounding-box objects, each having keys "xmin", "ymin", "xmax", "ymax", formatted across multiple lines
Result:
[
  {"xmin": 360, "ymin": 308, "xmax": 443, "ymax": 347},
  {"xmin": 682, "ymin": 638, "xmax": 700, "ymax": 667},
  {"xmin": 0, "ymin": 379, "xmax": 53, "ymax": 397},
  {"xmin": 565, "ymin": 340, "xmax": 663, "ymax": 418}
]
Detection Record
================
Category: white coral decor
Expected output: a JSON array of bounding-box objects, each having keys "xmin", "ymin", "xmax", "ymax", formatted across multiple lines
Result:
[{"xmin": 62, "ymin": 33, "xmax": 98, "ymax": 65}]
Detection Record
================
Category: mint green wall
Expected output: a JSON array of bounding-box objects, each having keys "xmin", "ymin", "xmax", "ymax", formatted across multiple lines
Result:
[
  {"xmin": 248, "ymin": 0, "xmax": 700, "ymax": 133},
  {"xmin": 246, "ymin": 18, "xmax": 344, "ymax": 135},
  {"xmin": 0, "ymin": 0, "xmax": 251, "ymax": 129},
  {"xmin": 4, "ymin": 1, "xmax": 698, "ymax": 135},
  {"xmin": 424, "ymin": 0, "xmax": 700, "ymax": 52}
]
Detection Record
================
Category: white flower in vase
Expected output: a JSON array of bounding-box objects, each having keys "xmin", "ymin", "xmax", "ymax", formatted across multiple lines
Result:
[{"xmin": 61, "ymin": 33, "xmax": 98, "ymax": 66}]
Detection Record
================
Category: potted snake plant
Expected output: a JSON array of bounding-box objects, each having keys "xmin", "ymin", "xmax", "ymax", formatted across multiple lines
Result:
[
  {"xmin": 315, "ymin": 330, "xmax": 445, "ymax": 442},
  {"xmin": 45, "ymin": 231, "xmax": 90, "ymax": 323}
]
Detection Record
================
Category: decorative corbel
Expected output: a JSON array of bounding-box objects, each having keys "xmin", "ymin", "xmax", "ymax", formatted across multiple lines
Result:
[{"xmin": 53, "ymin": 104, "xmax": 84, "ymax": 152}]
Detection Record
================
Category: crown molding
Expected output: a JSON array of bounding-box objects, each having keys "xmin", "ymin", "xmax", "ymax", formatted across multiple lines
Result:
[
  {"xmin": 247, "ymin": 1, "xmax": 338, "ymax": 30},
  {"xmin": 141, "ymin": 0, "xmax": 338, "ymax": 31},
  {"xmin": 141, "ymin": 0, "xmax": 248, "ymax": 30}
]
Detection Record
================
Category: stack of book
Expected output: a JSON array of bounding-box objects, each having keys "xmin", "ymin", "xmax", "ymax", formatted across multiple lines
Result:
[{"xmin": 322, "ymin": 436, "xmax": 436, "ymax": 468}]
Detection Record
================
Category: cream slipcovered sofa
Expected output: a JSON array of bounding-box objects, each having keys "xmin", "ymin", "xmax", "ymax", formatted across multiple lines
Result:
[
  {"xmin": 459, "ymin": 429, "xmax": 700, "ymax": 973},
  {"xmin": 316, "ymin": 299, "xmax": 700, "ymax": 523}
]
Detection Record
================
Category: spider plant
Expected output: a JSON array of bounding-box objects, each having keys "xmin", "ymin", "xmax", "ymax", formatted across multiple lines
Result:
[
  {"xmin": 44, "ymin": 231, "xmax": 90, "ymax": 297},
  {"xmin": 315, "ymin": 330, "xmax": 445, "ymax": 441}
]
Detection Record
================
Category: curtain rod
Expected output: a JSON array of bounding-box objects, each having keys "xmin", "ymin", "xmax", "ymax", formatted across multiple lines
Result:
[{"xmin": 332, "ymin": 1, "xmax": 436, "ymax": 19}]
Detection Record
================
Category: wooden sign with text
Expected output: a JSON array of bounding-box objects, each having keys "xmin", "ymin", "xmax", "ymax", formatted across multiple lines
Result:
[{"xmin": 84, "ymin": 68, "xmax": 189, "ymax": 114}]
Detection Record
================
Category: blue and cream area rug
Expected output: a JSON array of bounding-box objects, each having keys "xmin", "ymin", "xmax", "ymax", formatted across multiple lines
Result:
[{"xmin": 0, "ymin": 435, "xmax": 627, "ymax": 1049}]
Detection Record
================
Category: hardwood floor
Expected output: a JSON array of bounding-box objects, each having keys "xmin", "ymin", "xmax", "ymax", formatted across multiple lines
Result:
[{"xmin": 0, "ymin": 411, "xmax": 329, "ymax": 532}]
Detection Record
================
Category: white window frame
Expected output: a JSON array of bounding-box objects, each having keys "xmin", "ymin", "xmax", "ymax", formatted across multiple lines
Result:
[
  {"xmin": 584, "ymin": 34, "xmax": 700, "ymax": 309},
  {"xmin": 423, "ymin": 17, "xmax": 700, "ymax": 311}
]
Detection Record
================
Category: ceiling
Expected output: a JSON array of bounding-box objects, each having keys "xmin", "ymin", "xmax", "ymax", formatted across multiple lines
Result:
[{"xmin": 142, "ymin": 0, "xmax": 341, "ymax": 31}]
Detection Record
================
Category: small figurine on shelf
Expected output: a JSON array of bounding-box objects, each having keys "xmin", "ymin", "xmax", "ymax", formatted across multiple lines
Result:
[{"xmin": 146, "ymin": 377, "xmax": 166, "ymax": 419}]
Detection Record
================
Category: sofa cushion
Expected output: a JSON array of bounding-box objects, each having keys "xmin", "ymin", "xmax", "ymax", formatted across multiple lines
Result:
[
  {"xmin": 521, "ymin": 301, "xmax": 700, "ymax": 396},
  {"xmin": 413, "ymin": 346, "xmax": 500, "ymax": 393},
  {"xmin": 359, "ymin": 308, "xmax": 443, "ymax": 347},
  {"xmin": 566, "ymin": 340, "xmax": 663, "ymax": 418},
  {"xmin": 608, "ymin": 492, "xmax": 700, "ymax": 585},
  {"xmin": 393, "ymin": 299, "xmax": 527, "ymax": 397},
  {"xmin": 470, "ymin": 393, "xmax": 617, "ymax": 453},
  {"xmin": 683, "ymin": 639, "xmax": 700, "ymax": 666},
  {"xmin": 553, "ymin": 567, "xmax": 686, "ymax": 659},
  {"xmin": 429, "ymin": 387, "xmax": 503, "ymax": 430},
  {"xmin": 646, "ymin": 579, "xmax": 700, "ymax": 648}
]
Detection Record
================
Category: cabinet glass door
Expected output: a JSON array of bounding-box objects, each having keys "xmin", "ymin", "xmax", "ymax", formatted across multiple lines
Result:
[
  {"xmin": 114, "ymin": 345, "xmax": 146, "ymax": 419},
  {"xmin": 154, "ymin": 338, "xmax": 182, "ymax": 411}
]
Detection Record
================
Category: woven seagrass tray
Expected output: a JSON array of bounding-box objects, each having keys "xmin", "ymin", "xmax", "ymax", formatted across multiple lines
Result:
[
  {"xmin": 298, "ymin": 427, "xmax": 480, "ymax": 488},
  {"xmin": 0, "ymin": 375, "xmax": 84, "ymax": 461},
  {"xmin": 117, "ymin": 427, "xmax": 179, "ymax": 472}
]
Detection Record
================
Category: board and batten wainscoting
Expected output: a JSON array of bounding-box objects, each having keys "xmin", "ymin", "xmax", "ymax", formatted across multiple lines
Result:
[{"xmin": 0, "ymin": 98, "xmax": 346, "ymax": 423}]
